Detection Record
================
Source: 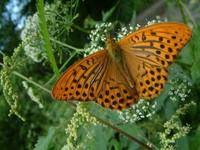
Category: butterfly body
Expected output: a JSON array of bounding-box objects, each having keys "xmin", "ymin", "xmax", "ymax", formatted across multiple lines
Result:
[
  {"xmin": 106, "ymin": 37, "xmax": 122, "ymax": 62},
  {"xmin": 52, "ymin": 22, "xmax": 192, "ymax": 110}
]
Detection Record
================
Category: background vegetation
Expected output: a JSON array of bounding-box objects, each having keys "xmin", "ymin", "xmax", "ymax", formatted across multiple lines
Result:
[{"xmin": 0, "ymin": 0, "xmax": 200, "ymax": 150}]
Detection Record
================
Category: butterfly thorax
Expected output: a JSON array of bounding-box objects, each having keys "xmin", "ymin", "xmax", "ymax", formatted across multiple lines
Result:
[{"xmin": 106, "ymin": 37, "xmax": 122, "ymax": 62}]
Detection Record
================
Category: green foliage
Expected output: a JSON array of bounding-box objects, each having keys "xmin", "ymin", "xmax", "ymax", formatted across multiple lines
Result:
[
  {"xmin": 190, "ymin": 26, "xmax": 200, "ymax": 88},
  {"xmin": 1, "ymin": 0, "xmax": 200, "ymax": 150},
  {"xmin": 159, "ymin": 102, "xmax": 195, "ymax": 150},
  {"xmin": 37, "ymin": 0, "xmax": 59, "ymax": 77},
  {"xmin": 65, "ymin": 104, "xmax": 101, "ymax": 150},
  {"xmin": 189, "ymin": 126, "xmax": 200, "ymax": 150},
  {"xmin": 0, "ymin": 45, "xmax": 25, "ymax": 120},
  {"xmin": 34, "ymin": 127, "xmax": 56, "ymax": 150}
]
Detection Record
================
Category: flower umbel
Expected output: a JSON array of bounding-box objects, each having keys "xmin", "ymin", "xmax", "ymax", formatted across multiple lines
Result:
[
  {"xmin": 21, "ymin": 1, "xmax": 79, "ymax": 62},
  {"xmin": 118, "ymin": 99, "xmax": 157, "ymax": 123},
  {"xmin": 85, "ymin": 22, "xmax": 113, "ymax": 55},
  {"xmin": 168, "ymin": 78, "xmax": 192, "ymax": 102}
]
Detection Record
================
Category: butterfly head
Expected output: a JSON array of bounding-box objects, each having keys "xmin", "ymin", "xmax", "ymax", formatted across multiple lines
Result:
[{"xmin": 106, "ymin": 35, "xmax": 122, "ymax": 62}]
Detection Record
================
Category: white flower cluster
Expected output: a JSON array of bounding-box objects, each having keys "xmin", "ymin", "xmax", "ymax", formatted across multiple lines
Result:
[
  {"xmin": 21, "ymin": 1, "xmax": 78, "ymax": 63},
  {"xmin": 146, "ymin": 16, "xmax": 168, "ymax": 26},
  {"xmin": 117, "ymin": 16, "xmax": 168, "ymax": 40},
  {"xmin": 118, "ymin": 99, "xmax": 157, "ymax": 123},
  {"xmin": 117, "ymin": 25, "xmax": 134, "ymax": 40},
  {"xmin": 85, "ymin": 17, "xmax": 168, "ymax": 58},
  {"xmin": 21, "ymin": 12, "xmax": 47, "ymax": 62},
  {"xmin": 134, "ymin": 24, "xmax": 141, "ymax": 30},
  {"xmin": 85, "ymin": 22, "xmax": 113, "ymax": 55},
  {"xmin": 168, "ymin": 78, "xmax": 192, "ymax": 102},
  {"xmin": 65, "ymin": 104, "xmax": 100, "ymax": 150}
]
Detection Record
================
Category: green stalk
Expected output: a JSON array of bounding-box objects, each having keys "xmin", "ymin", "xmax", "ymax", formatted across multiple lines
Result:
[
  {"xmin": 72, "ymin": 24, "xmax": 90, "ymax": 34},
  {"xmin": 13, "ymin": 71, "xmax": 51, "ymax": 94},
  {"xmin": 44, "ymin": 51, "xmax": 77, "ymax": 86},
  {"xmin": 180, "ymin": 1, "xmax": 197, "ymax": 26},
  {"xmin": 177, "ymin": 0, "xmax": 187, "ymax": 24},
  {"xmin": 50, "ymin": 38, "xmax": 84, "ymax": 52},
  {"xmin": 37, "ymin": 0, "xmax": 60, "ymax": 77}
]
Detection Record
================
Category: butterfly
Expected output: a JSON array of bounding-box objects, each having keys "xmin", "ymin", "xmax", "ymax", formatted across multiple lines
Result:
[{"xmin": 52, "ymin": 22, "xmax": 192, "ymax": 110}]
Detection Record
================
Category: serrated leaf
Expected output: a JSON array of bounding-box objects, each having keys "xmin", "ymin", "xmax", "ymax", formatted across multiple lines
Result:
[
  {"xmin": 93, "ymin": 126, "xmax": 113, "ymax": 150},
  {"xmin": 34, "ymin": 127, "xmax": 55, "ymax": 150}
]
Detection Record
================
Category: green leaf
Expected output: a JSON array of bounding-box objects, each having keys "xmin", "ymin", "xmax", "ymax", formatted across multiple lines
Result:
[
  {"xmin": 177, "ymin": 44, "xmax": 193, "ymax": 66},
  {"xmin": 191, "ymin": 63, "xmax": 200, "ymax": 87},
  {"xmin": 189, "ymin": 126, "xmax": 200, "ymax": 150},
  {"xmin": 108, "ymin": 138, "xmax": 120, "ymax": 150},
  {"xmin": 34, "ymin": 127, "xmax": 56, "ymax": 150},
  {"xmin": 120, "ymin": 124, "xmax": 144, "ymax": 149},
  {"xmin": 190, "ymin": 26, "xmax": 200, "ymax": 87},
  {"xmin": 130, "ymin": 10, "xmax": 136, "ymax": 27},
  {"xmin": 93, "ymin": 126, "xmax": 113, "ymax": 150},
  {"xmin": 176, "ymin": 136, "xmax": 189, "ymax": 150},
  {"xmin": 102, "ymin": 1, "xmax": 119, "ymax": 22},
  {"xmin": 115, "ymin": 0, "xmax": 135, "ymax": 23}
]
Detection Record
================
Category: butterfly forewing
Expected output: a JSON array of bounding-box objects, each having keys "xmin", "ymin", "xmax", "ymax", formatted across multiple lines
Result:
[
  {"xmin": 52, "ymin": 50, "xmax": 108, "ymax": 101},
  {"xmin": 118, "ymin": 23, "xmax": 192, "ymax": 99}
]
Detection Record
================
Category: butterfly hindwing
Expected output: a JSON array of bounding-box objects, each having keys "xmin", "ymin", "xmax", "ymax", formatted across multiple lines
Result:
[{"xmin": 96, "ymin": 60, "xmax": 139, "ymax": 110}]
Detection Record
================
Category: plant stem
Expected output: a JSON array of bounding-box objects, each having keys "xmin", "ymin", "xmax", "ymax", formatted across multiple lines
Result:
[
  {"xmin": 94, "ymin": 115, "xmax": 154, "ymax": 150},
  {"xmin": 72, "ymin": 24, "xmax": 90, "ymax": 34},
  {"xmin": 180, "ymin": 1, "xmax": 197, "ymax": 26},
  {"xmin": 37, "ymin": 0, "xmax": 60, "ymax": 77},
  {"xmin": 50, "ymin": 38, "xmax": 84, "ymax": 52},
  {"xmin": 177, "ymin": 0, "xmax": 187, "ymax": 24},
  {"xmin": 44, "ymin": 51, "xmax": 77, "ymax": 86},
  {"xmin": 13, "ymin": 71, "xmax": 51, "ymax": 94}
]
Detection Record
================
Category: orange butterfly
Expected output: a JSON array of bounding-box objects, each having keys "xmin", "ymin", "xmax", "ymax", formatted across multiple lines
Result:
[{"xmin": 52, "ymin": 22, "xmax": 192, "ymax": 110}]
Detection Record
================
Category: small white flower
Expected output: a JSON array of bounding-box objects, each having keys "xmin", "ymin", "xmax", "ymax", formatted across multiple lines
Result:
[{"xmin": 168, "ymin": 77, "xmax": 192, "ymax": 102}]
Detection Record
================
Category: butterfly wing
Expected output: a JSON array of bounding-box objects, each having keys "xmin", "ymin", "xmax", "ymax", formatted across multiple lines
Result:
[
  {"xmin": 52, "ymin": 50, "xmax": 109, "ymax": 101},
  {"xmin": 96, "ymin": 59, "xmax": 139, "ymax": 110},
  {"xmin": 118, "ymin": 22, "xmax": 192, "ymax": 99},
  {"xmin": 52, "ymin": 49, "xmax": 139, "ymax": 110}
]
